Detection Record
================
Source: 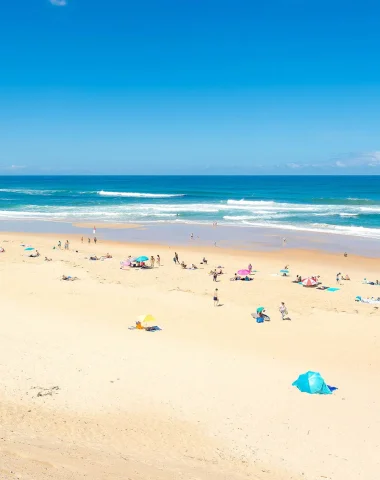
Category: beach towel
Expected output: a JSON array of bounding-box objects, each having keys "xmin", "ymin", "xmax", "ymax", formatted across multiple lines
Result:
[{"xmin": 327, "ymin": 287, "xmax": 340, "ymax": 292}]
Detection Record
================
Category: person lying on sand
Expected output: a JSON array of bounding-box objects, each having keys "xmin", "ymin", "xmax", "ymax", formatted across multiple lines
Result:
[
  {"xmin": 61, "ymin": 275, "xmax": 78, "ymax": 281},
  {"xmin": 90, "ymin": 255, "xmax": 100, "ymax": 261},
  {"xmin": 44, "ymin": 257, "xmax": 52, "ymax": 262},
  {"xmin": 100, "ymin": 253, "xmax": 113, "ymax": 260},
  {"xmin": 29, "ymin": 250, "xmax": 40, "ymax": 258}
]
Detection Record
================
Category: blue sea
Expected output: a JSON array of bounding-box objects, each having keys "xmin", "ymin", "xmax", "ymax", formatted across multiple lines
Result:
[{"xmin": 1, "ymin": 175, "xmax": 380, "ymax": 239}]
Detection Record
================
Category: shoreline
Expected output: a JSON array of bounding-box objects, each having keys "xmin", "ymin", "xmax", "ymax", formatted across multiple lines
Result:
[{"xmin": 1, "ymin": 218, "xmax": 380, "ymax": 257}]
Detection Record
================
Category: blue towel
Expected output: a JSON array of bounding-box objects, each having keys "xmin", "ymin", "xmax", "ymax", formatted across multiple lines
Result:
[{"xmin": 327, "ymin": 287, "xmax": 340, "ymax": 292}]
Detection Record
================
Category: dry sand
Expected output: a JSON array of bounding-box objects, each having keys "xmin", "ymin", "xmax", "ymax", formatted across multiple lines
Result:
[{"xmin": 0, "ymin": 231, "xmax": 379, "ymax": 480}]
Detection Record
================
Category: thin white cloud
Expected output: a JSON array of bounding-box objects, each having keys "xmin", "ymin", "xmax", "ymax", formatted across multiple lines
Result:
[
  {"xmin": 286, "ymin": 163, "xmax": 303, "ymax": 169},
  {"xmin": 0, "ymin": 165, "xmax": 26, "ymax": 171},
  {"xmin": 332, "ymin": 151, "xmax": 380, "ymax": 168},
  {"xmin": 49, "ymin": 0, "xmax": 67, "ymax": 6}
]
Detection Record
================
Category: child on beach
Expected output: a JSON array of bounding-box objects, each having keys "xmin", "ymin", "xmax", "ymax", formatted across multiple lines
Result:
[{"xmin": 157, "ymin": 255, "xmax": 160, "ymax": 266}]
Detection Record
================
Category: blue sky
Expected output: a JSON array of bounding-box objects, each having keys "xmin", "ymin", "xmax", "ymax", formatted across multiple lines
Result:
[{"xmin": 1, "ymin": 0, "xmax": 380, "ymax": 174}]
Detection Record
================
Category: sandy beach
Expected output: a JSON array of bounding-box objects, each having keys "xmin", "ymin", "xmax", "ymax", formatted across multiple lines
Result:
[{"xmin": 1, "ymin": 231, "xmax": 379, "ymax": 480}]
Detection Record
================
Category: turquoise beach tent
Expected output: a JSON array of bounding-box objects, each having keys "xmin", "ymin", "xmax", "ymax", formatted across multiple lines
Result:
[{"xmin": 292, "ymin": 371, "xmax": 332, "ymax": 395}]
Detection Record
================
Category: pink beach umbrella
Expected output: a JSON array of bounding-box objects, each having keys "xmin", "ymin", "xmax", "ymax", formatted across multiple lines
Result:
[
  {"xmin": 238, "ymin": 269, "xmax": 251, "ymax": 276},
  {"xmin": 302, "ymin": 277, "xmax": 317, "ymax": 287}
]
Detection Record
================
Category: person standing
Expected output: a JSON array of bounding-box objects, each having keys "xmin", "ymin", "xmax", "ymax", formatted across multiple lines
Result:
[
  {"xmin": 81, "ymin": 236, "xmax": 83, "ymax": 243},
  {"xmin": 213, "ymin": 289, "xmax": 219, "ymax": 307},
  {"xmin": 279, "ymin": 302, "xmax": 288, "ymax": 320},
  {"xmin": 157, "ymin": 255, "xmax": 160, "ymax": 266},
  {"xmin": 150, "ymin": 255, "xmax": 155, "ymax": 268},
  {"xmin": 213, "ymin": 270, "xmax": 218, "ymax": 282},
  {"xmin": 94, "ymin": 237, "xmax": 97, "ymax": 245},
  {"xmin": 88, "ymin": 238, "xmax": 91, "ymax": 244},
  {"xmin": 93, "ymin": 226, "xmax": 96, "ymax": 236},
  {"xmin": 58, "ymin": 240, "xmax": 61, "ymax": 249},
  {"xmin": 175, "ymin": 252, "xmax": 179, "ymax": 263}
]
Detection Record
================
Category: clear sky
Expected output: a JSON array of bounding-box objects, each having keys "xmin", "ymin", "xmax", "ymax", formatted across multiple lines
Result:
[{"xmin": 1, "ymin": 0, "xmax": 380, "ymax": 174}]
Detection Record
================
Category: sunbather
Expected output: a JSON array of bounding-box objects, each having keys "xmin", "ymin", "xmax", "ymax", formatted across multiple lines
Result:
[
  {"xmin": 44, "ymin": 257, "xmax": 52, "ymax": 262},
  {"xmin": 342, "ymin": 274, "xmax": 351, "ymax": 280},
  {"xmin": 61, "ymin": 275, "xmax": 78, "ymax": 281}
]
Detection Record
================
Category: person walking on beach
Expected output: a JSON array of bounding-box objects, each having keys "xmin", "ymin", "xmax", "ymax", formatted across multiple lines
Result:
[
  {"xmin": 213, "ymin": 270, "xmax": 218, "ymax": 282},
  {"xmin": 279, "ymin": 302, "xmax": 288, "ymax": 320},
  {"xmin": 336, "ymin": 272, "xmax": 341, "ymax": 285},
  {"xmin": 88, "ymin": 237, "xmax": 91, "ymax": 244},
  {"xmin": 175, "ymin": 252, "xmax": 179, "ymax": 263},
  {"xmin": 94, "ymin": 236, "xmax": 97, "ymax": 245},
  {"xmin": 58, "ymin": 240, "xmax": 61, "ymax": 249},
  {"xmin": 213, "ymin": 288, "xmax": 219, "ymax": 307},
  {"xmin": 157, "ymin": 255, "xmax": 160, "ymax": 266}
]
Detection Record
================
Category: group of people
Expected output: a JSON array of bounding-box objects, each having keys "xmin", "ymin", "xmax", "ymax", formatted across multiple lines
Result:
[
  {"xmin": 150, "ymin": 255, "xmax": 161, "ymax": 268},
  {"xmin": 81, "ymin": 237, "xmax": 97, "ymax": 244}
]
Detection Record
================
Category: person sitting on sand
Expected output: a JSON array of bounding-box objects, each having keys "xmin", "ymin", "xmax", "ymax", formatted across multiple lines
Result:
[
  {"xmin": 29, "ymin": 250, "xmax": 40, "ymax": 258},
  {"xmin": 342, "ymin": 274, "xmax": 351, "ymax": 280},
  {"xmin": 218, "ymin": 268, "xmax": 223, "ymax": 275},
  {"xmin": 180, "ymin": 261, "xmax": 187, "ymax": 269},
  {"xmin": 202, "ymin": 257, "xmax": 208, "ymax": 264},
  {"xmin": 44, "ymin": 256, "xmax": 52, "ymax": 262},
  {"xmin": 0, "ymin": 247, "xmax": 5, "ymax": 252}
]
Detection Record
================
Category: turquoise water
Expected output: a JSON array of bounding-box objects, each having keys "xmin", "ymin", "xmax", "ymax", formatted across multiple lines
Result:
[{"xmin": 1, "ymin": 175, "xmax": 380, "ymax": 239}]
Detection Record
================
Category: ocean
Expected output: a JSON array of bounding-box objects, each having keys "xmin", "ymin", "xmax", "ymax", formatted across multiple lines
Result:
[{"xmin": 1, "ymin": 175, "xmax": 380, "ymax": 240}]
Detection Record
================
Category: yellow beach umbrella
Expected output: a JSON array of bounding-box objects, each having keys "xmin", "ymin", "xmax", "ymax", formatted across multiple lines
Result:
[{"xmin": 137, "ymin": 314, "xmax": 155, "ymax": 323}]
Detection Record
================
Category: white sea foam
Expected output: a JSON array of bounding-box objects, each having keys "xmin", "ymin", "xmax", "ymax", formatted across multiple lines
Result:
[
  {"xmin": 97, "ymin": 190, "xmax": 185, "ymax": 198},
  {"xmin": 0, "ymin": 188, "xmax": 59, "ymax": 195}
]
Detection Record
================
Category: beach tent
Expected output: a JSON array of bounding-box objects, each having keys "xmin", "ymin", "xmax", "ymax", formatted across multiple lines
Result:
[{"xmin": 292, "ymin": 371, "xmax": 332, "ymax": 395}]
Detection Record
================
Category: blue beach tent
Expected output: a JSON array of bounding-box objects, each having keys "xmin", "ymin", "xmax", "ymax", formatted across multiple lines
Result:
[{"xmin": 292, "ymin": 371, "xmax": 332, "ymax": 395}]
